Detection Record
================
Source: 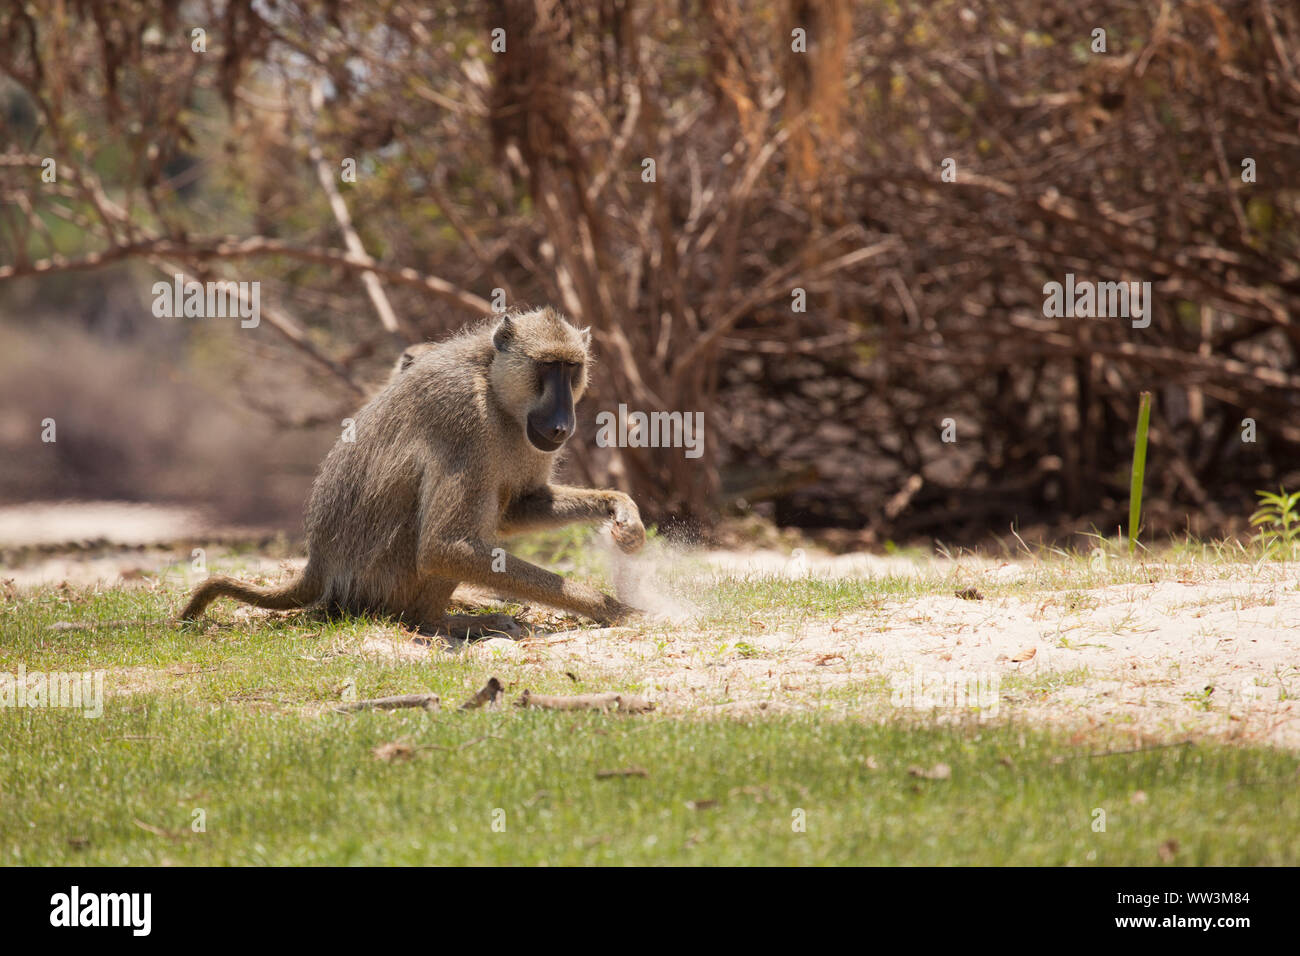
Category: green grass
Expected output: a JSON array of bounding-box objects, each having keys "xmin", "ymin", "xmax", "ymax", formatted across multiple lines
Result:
[
  {"xmin": 2, "ymin": 546, "xmax": 1298, "ymax": 865},
  {"xmin": 3, "ymin": 695, "xmax": 1297, "ymax": 865}
]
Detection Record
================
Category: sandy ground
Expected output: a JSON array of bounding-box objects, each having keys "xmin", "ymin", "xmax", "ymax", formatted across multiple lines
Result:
[
  {"xmin": 0, "ymin": 501, "xmax": 210, "ymax": 549},
  {"xmin": 5, "ymin": 502, "xmax": 1299, "ymax": 748},
  {"xmin": 357, "ymin": 548, "xmax": 1300, "ymax": 748}
]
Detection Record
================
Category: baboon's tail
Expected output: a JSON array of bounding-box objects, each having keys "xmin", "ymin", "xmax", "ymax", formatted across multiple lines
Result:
[{"xmin": 177, "ymin": 569, "xmax": 320, "ymax": 622}]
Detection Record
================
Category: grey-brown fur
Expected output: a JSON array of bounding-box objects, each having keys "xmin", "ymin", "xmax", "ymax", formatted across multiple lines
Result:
[
  {"xmin": 179, "ymin": 307, "xmax": 644, "ymax": 632},
  {"xmin": 389, "ymin": 342, "xmax": 435, "ymax": 383}
]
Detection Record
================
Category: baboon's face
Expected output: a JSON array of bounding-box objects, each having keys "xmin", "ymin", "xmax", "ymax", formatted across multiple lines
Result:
[
  {"xmin": 524, "ymin": 358, "xmax": 584, "ymax": 451},
  {"xmin": 491, "ymin": 309, "xmax": 591, "ymax": 453}
]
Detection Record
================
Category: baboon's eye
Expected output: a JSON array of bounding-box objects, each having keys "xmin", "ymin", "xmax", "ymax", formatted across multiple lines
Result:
[
  {"xmin": 536, "ymin": 361, "xmax": 563, "ymax": 392},
  {"xmin": 537, "ymin": 361, "xmax": 578, "ymax": 390}
]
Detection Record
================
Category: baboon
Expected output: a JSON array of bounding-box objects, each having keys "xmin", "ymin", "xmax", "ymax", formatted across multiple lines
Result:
[
  {"xmin": 388, "ymin": 342, "xmax": 435, "ymax": 383},
  {"xmin": 179, "ymin": 307, "xmax": 644, "ymax": 636}
]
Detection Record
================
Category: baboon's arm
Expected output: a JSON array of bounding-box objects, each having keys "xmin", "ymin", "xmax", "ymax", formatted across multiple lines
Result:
[
  {"xmin": 418, "ymin": 538, "xmax": 631, "ymax": 625},
  {"xmin": 499, "ymin": 484, "xmax": 645, "ymax": 552}
]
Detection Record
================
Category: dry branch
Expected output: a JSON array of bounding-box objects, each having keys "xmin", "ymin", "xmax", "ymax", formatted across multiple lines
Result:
[
  {"xmin": 515, "ymin": 689, "xmax": 656, "ymax": 713},
  {"xmin": 335, "ymin": 693, "xmax": 441, "ymax": 714},
  {"xmin": 459, "ymin": 677, "xmax": 504, "ymax": 711},
  {"xmin": 0, "ymin": 236, "xmax": 493, "ymax": 316}
]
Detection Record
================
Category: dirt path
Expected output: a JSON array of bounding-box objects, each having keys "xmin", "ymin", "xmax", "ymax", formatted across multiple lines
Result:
[{"xmin": 0, "ymin": 501, "xmax": 209, "ymax": 548}]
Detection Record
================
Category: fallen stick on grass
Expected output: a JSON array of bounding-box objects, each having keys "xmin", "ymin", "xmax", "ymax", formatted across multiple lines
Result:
[
  {"xmin": 133, "ymin": 817, "xmax": 186, "ymax": 841},
  {"xmin": 515, "ymin": 690, "xmax": 655, "ymax": 713},
  {"xmin": 596, "ymin": 766, "xmax": 649, "ymax": 779},
  {"xmin": 459, "ymin": 677, "xmax": 504, "ymax": 710},
  {"xmin": 335, "ymin": 693, "xmax": 441, "ymax": 713}
]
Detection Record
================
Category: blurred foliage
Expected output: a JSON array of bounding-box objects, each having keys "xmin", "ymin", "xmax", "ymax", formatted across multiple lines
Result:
[{"xmin": 1, "ymin": 0, "xmax": 1298, "ymax": 543}]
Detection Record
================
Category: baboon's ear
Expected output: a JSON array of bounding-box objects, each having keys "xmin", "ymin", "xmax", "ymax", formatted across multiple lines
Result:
[
  {"xmin": 578, "ymin": 326, "xmax": 592, "ymax": 349},
  {"xmin": 399, "ymin": 351, "xmax": 416, "ymax": 372},
  {"xmin": 492, "ymin": 316, "xmax": 514, "ymax": 351}
]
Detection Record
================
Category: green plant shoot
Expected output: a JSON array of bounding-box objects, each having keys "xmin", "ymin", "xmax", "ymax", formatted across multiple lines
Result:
[{"xmin": 1128, "ymin": 391, "xmax": 1152, "ymax": 555}]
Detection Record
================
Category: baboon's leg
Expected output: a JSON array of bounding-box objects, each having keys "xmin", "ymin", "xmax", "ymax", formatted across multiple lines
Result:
[
  {"xmin": 419, "ymin": 539, "xmax": 631, "ymax": 625},
  {"xmin": 400, "ymin": 577, "xmax": 456, "ymax": 631},
  {"xmin": 499, "ymin": 485, "xmax": 645, "ymax": 553}
]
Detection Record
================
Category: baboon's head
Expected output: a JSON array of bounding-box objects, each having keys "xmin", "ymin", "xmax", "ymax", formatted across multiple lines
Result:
[{"xmin": 489, "ymin": 307, "xmax": 591, "ymax": 452}]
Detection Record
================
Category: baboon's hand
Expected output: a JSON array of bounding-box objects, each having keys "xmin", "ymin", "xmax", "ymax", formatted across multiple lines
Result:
[{"xmin": 607, "ymin": 493, "xmax": 645, "ymax": 554}]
